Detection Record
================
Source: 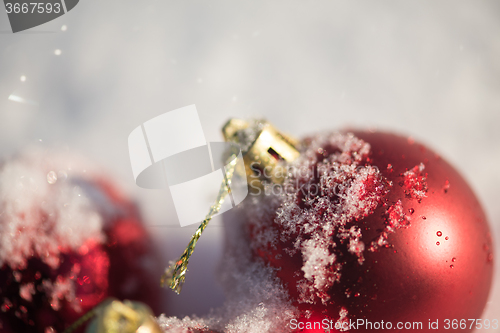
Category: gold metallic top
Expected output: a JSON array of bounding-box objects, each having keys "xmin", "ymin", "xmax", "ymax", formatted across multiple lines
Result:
[{"xmin": 222, "ymin": 119, "xmax": 300, "ymax": 188}]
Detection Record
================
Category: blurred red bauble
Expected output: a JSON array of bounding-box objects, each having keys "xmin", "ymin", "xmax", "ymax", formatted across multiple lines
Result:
[
  {"xmin": 0, "ymin": 151, "xmax": 163, "ymax": 333},
  {"xmin": 244, "ymin": 130, "xmax": 493, "ymax": 332}
]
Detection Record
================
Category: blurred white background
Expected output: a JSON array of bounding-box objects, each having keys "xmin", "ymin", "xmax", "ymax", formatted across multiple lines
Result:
[{"xmin": 0, "ymin": 0, "xmax": 499, "ymax": 327}]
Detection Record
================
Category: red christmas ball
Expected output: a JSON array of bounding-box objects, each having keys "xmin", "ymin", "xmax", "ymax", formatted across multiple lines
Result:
[
  {"xmin": 243, "ymin": 130, "xmax": 493, "ymax": 332},
  {"xmin": 0, "ymin": 151, "xmax": 163, "ymax": 333}
]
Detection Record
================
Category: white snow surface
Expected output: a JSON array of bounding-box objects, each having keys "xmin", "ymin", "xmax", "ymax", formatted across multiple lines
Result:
[
  {"xmin": 157, "ymin": 215, "xmax": 297, "ymax": 333},
  {"xmin": 0, "ymin": 1, "xmax": 499, "ymax": 329}
]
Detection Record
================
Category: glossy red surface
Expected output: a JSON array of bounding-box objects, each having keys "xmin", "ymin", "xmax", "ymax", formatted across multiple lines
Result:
[{"xmin": 248, "ymin": 131, "xmax": 493, "ymax": 332}]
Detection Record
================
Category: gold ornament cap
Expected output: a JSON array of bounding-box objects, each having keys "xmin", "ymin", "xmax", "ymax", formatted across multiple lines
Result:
[{"xmin": 222, "ymin": 119, "xmax": 300, "ymax": 187}]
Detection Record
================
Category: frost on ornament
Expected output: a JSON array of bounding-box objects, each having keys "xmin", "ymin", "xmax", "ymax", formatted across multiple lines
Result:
[
  {"xmin": 0, "ymin": 149, "xmax": 161, "ymax": 333},
  {"xmin": 0, "ymin": 162, "xmax": 105, "ymax": 271},
  {"xmin": 401, "ymin": 163, "xmax": 428, "ymax": 202},
  {"xmin": 243, "ymin": 133, "xmax": 387, "ymax": 305},
  {"xmin": 241, "ymin": 132, "xmax": 430, "ymax": 323},
  {"xmin": 0, "ymin": 151, "xmax": 107, "ymax": 311}
]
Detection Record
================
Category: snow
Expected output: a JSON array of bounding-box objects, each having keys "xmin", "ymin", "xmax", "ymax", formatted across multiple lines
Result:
[
  {"xmin": 1, "ymin": 0, "xmax": 499, "ymax": 328},
  {"xmin": 0, "ymin": 149, "xmax": 105, "ymax": 270},
  {"xmin": 0, "ymin": 149, "xmax": 113, "ymax": 313},
  {"xmin": 402, "ymin": 163, "xmax": 428, "ymax": 202},
  {"xmin": 157, "ymin": 214, "xmax": 297, "ymax": 333},
  {"xmin": 245, "ymin": 132, "xmax": 391, "ymax": 306}
]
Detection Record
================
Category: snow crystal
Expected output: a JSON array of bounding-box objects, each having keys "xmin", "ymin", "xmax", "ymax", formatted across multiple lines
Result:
[
  {"xmin": 386, "ymin": 200, "xmax": 411, "ymax": 232},
  {"xmin": 337, "ymin": 307, "xmax": 349, "ymax": 332},
  {"xmin": 19, "ymin": 283, "xmax": 35, "ymax": 302},
  {"xmin": 346, "ymin": 227, "xmax": 365, "ymax": 264},
  {"xmin": 301, "ymin": 237, "xmax": 336, "ymax": 295},
  {"xmin": 402, "ymin": 163, "xmax": 428, "ymax": 202},
  {"xmin": 42, "ymin": 276, "xmax": 77, "ymax": 312},
  {"xmin": 156, "ymin": 315, "xmax": 209, "ymax": 333},
  {"xmin": 369, "ymin": 200, "xmax": 411, "ymax": 252}
]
